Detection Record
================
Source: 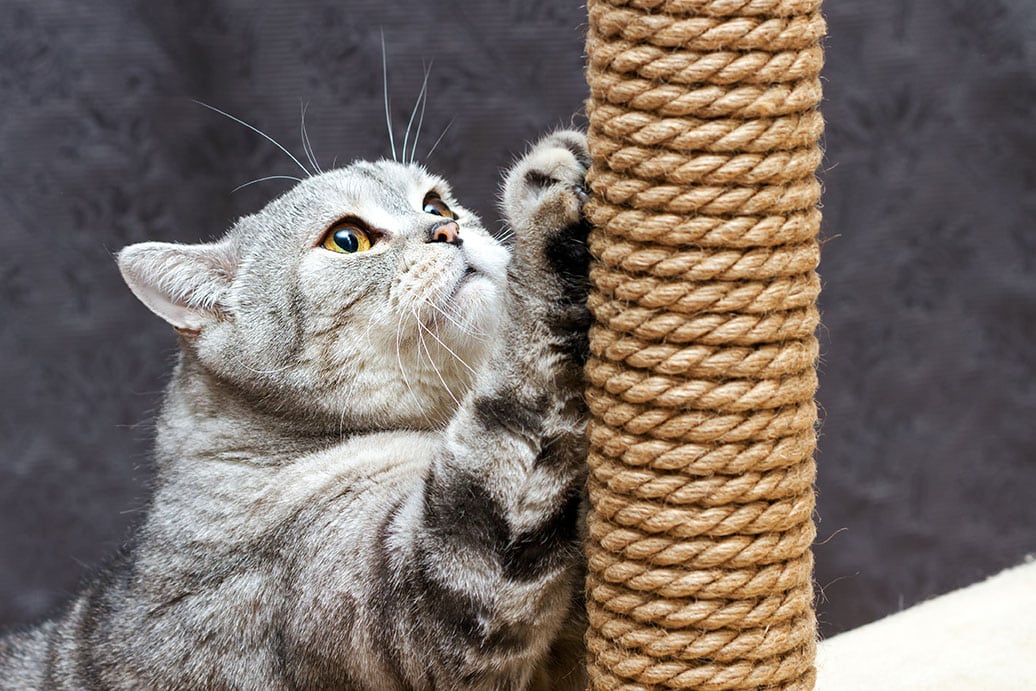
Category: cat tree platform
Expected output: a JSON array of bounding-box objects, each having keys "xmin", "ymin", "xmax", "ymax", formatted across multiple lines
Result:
[{"xmin": 816, "ymin": 559, "xmax": 1036, "ymax": 690}]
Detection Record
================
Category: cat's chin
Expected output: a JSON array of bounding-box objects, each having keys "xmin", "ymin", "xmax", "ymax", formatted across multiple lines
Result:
[
  {"xmin": 449, "ymin": 272, "xmax": 502, "ymax": 323},
  {"xmin": 429, "ymin": 270, "xmax": 503, "ymax": 370}
]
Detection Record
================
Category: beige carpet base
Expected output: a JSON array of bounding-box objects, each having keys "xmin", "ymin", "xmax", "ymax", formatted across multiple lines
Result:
[{"xmin": 816, "ymin": 559, "xmax": 1036, "ymax": 690}]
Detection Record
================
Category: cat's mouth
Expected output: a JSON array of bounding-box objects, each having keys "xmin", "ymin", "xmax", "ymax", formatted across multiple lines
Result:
[{"xmin": 452, "ymin": 264, "xmax": 480, "ymax": 296}]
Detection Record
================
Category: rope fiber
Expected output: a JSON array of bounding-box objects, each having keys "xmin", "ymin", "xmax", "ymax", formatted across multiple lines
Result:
[{"xmin": 583, "ymin": 0, "xmax": 826, "ymax": 688}]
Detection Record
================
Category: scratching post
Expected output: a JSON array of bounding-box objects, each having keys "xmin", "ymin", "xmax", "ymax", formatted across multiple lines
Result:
[{"xmin": 582, "ymin": 1, "xmax": 826, "ymax": 688}]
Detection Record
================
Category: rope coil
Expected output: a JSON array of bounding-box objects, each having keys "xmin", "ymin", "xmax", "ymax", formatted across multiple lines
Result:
[{"xmin": 584, "ymin": 0, "xmax": 825, "ymax": 687}]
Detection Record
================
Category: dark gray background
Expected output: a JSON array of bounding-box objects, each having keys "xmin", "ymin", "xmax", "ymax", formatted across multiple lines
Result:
[{"xmin": 1, "ymin": 0, "xmax": 1034, "ymax": 638}]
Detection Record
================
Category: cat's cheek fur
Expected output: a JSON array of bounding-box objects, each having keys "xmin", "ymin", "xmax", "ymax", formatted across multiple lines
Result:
[{"xmin": 450, "ymin": 274, "xmax": 503, "ymax": 335}]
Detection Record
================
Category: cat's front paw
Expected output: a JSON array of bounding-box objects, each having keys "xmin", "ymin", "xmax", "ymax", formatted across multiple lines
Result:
[
  {"xmin": 502, "ymin": 130, "xmax": 589, "ymax": 243},
  {"xmin": 501, "ymin": 131, "xmax": 591, "ymax": 363}
]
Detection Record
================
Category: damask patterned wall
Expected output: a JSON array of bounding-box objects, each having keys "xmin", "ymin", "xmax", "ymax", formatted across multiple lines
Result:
[{"xmin": 1, "ymin": 0, "xmax": 1034, "ymax": 638}]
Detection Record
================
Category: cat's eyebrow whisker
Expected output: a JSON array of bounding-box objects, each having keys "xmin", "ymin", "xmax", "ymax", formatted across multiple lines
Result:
[
  {"xmin": 410, "ymin": 68, "xmax": 431, "ymax": 166},
  {"xmin": 231, "ymin": 175, "xmax": 304, "ymax": 193},
  {"xmin": 192, "ymin": 99, "xmax": 311, "ymax": 177},
  {"xmin": 403, "ymin": 62, "xmax": 432, "ymax": 166},
  {"xmin": 381, "ymin": 31, "xmax": 398, "ymax": 163},
  {"xmin": 300, "ymin": 101, "xmax": 323, "ymax": 174},
  {"xmin": 424, "ymin": 117, "xmax": 455, "ymax": 163}
]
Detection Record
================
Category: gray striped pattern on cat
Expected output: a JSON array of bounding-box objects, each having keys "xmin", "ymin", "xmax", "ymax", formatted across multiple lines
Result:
[{"xmin": 0, "ymin": 130, "xmax": 591, "ymax": 690}]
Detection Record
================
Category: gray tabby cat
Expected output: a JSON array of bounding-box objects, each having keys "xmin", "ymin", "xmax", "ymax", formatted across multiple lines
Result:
[{"xmin": 0, "ymin": 129, "xmax": 592, "ymax": 690}]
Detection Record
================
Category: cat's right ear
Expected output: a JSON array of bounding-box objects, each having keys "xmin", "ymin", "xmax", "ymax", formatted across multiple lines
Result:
[{"xmin": 117, "ymin": 241, "xmax": 238, "ymax": 334}]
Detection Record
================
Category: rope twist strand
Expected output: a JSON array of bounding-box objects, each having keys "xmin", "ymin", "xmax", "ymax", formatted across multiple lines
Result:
[{"xmin": 583, "ymin": 0, "xmax": 825, "ymax": 686}]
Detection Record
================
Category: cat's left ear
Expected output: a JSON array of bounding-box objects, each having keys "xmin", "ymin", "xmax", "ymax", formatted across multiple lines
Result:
[{"xmin": 117, "ymin": 240, "xmax": 238, "ymax": 333}]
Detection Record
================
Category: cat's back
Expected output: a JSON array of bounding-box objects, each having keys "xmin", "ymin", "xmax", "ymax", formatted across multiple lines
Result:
[{"xmin": 0, "ymin": 624, "xmax": 53, "ymax": 689}]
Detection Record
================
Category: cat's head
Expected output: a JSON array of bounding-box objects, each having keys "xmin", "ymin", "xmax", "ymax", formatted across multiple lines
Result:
[{"xmin": 118, "ymin": 160, "xmax": 510, "ymax": 431}]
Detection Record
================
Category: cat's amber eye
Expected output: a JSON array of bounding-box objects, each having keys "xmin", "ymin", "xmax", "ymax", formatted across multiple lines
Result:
[
  {"xmin": 322, "ymin": 220, "xmax": 373, "ymax": 254},
  {"xmin": 422, "ymin": 192, "xmax": 456, "ymax": 220}
]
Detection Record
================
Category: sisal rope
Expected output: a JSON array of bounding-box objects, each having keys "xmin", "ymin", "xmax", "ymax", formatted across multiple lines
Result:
[{"xmin": 583, "ymin": 0, "xmax": 825, "ymax": 688}]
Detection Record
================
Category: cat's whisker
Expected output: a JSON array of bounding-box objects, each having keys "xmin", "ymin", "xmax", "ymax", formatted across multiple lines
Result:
[
  {"xmin": 417, "ymin": 307, "xmax": 478, "ymax": 376},
  {"xmin": 420, "ymin": 300, "xmax": 476, "ymax": 364},
  {"xmin": 231, "ymin": 175, "xmax": 304, "ymax": 193},
  {"xmin": 381, "ymin": 31, "xmax": 398, "ymax": 162},
  {"xmin": 415, "ymin": 310, "xmax": 461, "ymax": 408},
  {"xmin": 424, "ymin": 298, "xmax": 488, "ymax": 341},
  {"xmin": 230, "ymin": 355, "xmax": 296, "ymax": 375},
  {"xmin": 192, "ymin": 100, "xmax": 311, "ymax": 177},
  {"xmin": 495, "ymin": 224, "xmax": 516, "ymax": 243},
  {"xmin": 403, "ymin": 63, "xmax": 432, "ymax": 166},
  {"xmin": 300, "ymin": 101, "xmax": 323, "ymax": 174},
  {"xmin": 401, "ymin": 310, "xmax": 444, "ymax": 429},
  {"xmin": 361, "ymin": 307, "xmax": 391, "ymax": 347},
  {"xmin": 424, "ymin": 117, "xmax": 455, "ymax": 162},
  {"xmin": 410, "ymin": 66, "xmax": 431, "ymax": 165},
  {"xmin": 394, "ymin": 308, "xmax": 422, "ymax": 412}
]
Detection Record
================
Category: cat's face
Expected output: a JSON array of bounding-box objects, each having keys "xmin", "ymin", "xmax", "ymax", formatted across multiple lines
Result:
[{"xmin": 119, "ymin": 160, "xmax": 510, "ymax": 431}]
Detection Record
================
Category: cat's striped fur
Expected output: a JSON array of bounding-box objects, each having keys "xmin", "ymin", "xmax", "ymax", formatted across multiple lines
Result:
[{"xmin": 0, "ymin": 131, "xmax": 591, "ymax": 689}]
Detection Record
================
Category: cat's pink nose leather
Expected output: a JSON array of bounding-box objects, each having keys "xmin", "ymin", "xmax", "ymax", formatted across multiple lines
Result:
[{"xmin": 429, "ymin": 220, "xmax": 462, "ymax": 247}]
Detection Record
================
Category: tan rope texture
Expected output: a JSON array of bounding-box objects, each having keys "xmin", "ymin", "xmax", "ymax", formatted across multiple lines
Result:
[{"xmin": 583, "ymin": 1, "xmax": 825, "ymax": 688}]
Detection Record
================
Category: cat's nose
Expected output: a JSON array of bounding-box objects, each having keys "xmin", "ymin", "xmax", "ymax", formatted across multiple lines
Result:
[{"xmin": 427, "ymin": 220, "xmax": 463, "ymax": 247}]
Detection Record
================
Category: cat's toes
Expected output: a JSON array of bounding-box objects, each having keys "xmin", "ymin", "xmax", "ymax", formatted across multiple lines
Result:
[
  {"xmin": 538, "ymin": 129, "xmax": 590, "ymax": 171},
  {"xmin": 501, "ymin": 130, "xmax": 589, "ymax": 235}
]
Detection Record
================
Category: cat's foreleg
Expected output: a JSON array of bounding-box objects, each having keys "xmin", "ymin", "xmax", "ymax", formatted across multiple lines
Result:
[{"xmin": 399, "ymin": 131, "xmax": 591, "ymax": 688}]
